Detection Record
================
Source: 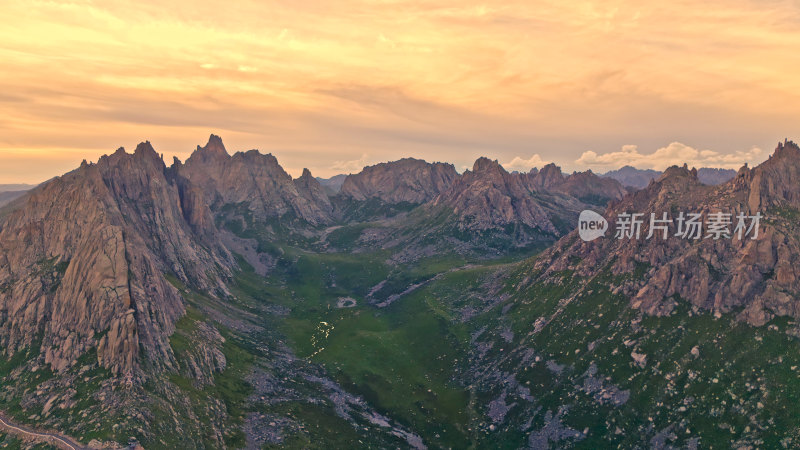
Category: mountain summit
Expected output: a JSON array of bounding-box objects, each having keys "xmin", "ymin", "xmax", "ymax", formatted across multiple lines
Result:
[
  {"xmin": 339, "ymin": 157, "xmax": 458, "ymax": 204},
  {"xmin": 179, "ymin": 134, "xmax": 333, "ymax": 225}
]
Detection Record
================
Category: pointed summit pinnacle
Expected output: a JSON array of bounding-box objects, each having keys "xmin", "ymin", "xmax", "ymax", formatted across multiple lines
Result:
[{"xmin": 197, "ymin": 134, "xmax": 228, "ymax": 158}]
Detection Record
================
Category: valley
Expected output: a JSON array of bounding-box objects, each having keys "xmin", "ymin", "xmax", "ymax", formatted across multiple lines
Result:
[{"xmin": 1, "ymin": 137, "xmax": 799, "ymax": 448}]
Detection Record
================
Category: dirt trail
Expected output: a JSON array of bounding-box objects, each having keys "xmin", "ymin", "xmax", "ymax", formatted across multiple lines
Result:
[{"xmin": 0, "ymin": 413, "xmax": 88, "ymax": 450}]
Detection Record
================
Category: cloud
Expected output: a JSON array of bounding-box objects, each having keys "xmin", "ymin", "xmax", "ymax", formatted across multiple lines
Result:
[
  {"xmin": 331, "ymin": 154, "xmax": 369, "ymax": 174},
  {"xmin": 575, "ymin": 142, "xmax": 765, "ymax": 170},
  {"xmin": 0, "ymin": 0, "xmax": 799, "ymax": 181},
  {"xmin": 503, "ymin": 154, "xmax": 545, "ymax": 172}
]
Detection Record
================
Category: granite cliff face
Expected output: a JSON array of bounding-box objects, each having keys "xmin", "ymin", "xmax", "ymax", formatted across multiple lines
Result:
[
  {"xmin": 340, "ymin": 158, "xmax": 458, "ymax": 204},
  {"xmin": 179, "ymin": 135, "xmax": 333, "ymax": 225},
  {"xmin": 531, "ymin": 140, "xmax": 800, "ymax": 326},
  {"xmin": 0, "ymin": 142, "xmax": 234, "ymax": 377}
]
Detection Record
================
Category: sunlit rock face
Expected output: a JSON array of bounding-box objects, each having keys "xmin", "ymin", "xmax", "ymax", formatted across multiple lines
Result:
[{"xmin": 0, "ymin": 141, "xmax": 234, "ymax": 376}]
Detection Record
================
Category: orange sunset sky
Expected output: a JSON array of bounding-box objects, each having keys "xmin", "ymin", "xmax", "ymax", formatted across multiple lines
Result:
[{"xmin": 1, "ymin": 0, "xmax": 799, "ymax": 183}]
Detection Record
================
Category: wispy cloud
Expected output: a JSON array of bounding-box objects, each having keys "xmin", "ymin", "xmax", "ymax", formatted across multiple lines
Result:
[
  {"xmin": 576, "ymin": 142, "xmax": 765, "ymax": 170},
  {"xmin": 0, "ymin": 0, "xmax": 798, "ymax": 181},
  {"xmin": 503, "ymin": 154, "xmax": 546, "ymax": 172},
  {"xmin": 331, "ymin": 154, "xmax": 369, "ymax": 174}
]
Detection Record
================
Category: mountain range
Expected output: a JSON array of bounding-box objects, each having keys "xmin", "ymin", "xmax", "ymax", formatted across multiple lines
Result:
[
  {"xmin": 0, "ymin": 184, "xmax": 38, "ymax": 208},
  {"xmin": 0, "ymin": 136, "xmax": 797, "ymax": 449},
  {"xmin": 602, "ymin": 165, "xmax": 737, "ymax": 188}
]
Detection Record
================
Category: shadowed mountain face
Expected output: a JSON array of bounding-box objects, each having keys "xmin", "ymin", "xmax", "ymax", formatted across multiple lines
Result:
[{"xmin": 2, "ymin": 135, "xmax": 798, "ymax": 449}]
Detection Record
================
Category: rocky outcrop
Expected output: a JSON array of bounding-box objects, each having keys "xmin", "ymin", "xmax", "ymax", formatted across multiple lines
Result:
[
  {"xmin": 0, "ymin": 142, "xmax": 234, "ymax": 377},
  {"xmin": 179, "ymin": 135, "xmax": 333, "ymax": 225},
  {"xmin": 527, "ymin": 163, "xmax": 566, "ymax": 190},
  {"xmin": 340, "ymin": 158, "xmax": 457, "ymax": 204},
  {"xmin": 294, "ymin": 168, "xmax": 333, "ymax": 216},
  {"xmin": 531, "ymin": 140, "xmax": 800, "ymax": 326}
]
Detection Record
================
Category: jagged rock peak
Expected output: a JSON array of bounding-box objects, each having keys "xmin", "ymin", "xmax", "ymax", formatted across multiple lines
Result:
[
  {"xmin": 99, "ymin": 142, "xmax": 164, "ymax": 171},
  {"xmin": 770, "ymin": 139, "xmax": 800, "ymax": 160},
  {"xmin": 179, "ymin": 138, "xmax": 333, "ymax": 225},
  {"xmin": 540, "ymin": 162, "xmax": 563, "ymax": 175},
  {"xmin": 133, "ymin": 141, "xmax": 164, "ymax": 164},
  {"xmin": 537, "ymin": 163, "xmax": 565, "ymax": 185},
  {"xmin": 733, "ymin": 163, "xmax": 752, "ymax": 190},
  {"xmin": 472, "ymin": 157, "xmax": 503, "ymax": 173},
  {"xmin": 135, "ymin": 140, "xmax": 156, "ymax": 154},
  {"xmin": 193, "ymin": 134, "xmax": 229, "ymax": 159},
  {"xmin": 659, "ymin": 164, "xmax": 696, "ymax": 182}
]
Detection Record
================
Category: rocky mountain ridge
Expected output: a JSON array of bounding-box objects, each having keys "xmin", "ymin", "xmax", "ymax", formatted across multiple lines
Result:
[
  {"xmin": 602, "ymin": 165, "xmax": 737, "ymax": 188},
  {"xmin": 530, "ymin": 140, "xmax": 800, "ymax": 326},
  {"xmin": 1, "ymin": 135, "xmax": 799, "ymax": 448},
  {"xmin": 526, "ymin": 163, "xmax": 627, "ymax": 205},
  {"xmin": 0, "ymin": 136, "xmax": 620, "ymax": 381},
  {"xmin": 178, "ymin": 135, "xmax": 333, "ymax": 226},
  {"xmin": 433, "ymin": 157, "xmax": 561, "ymax": 235},
  {"xmin": 339, "ymin": 157, "xmax": 458, "ymax": 204},
  {"xmin": 431, "ymin": 158, "xmax": 625, "ymax": 239}
]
